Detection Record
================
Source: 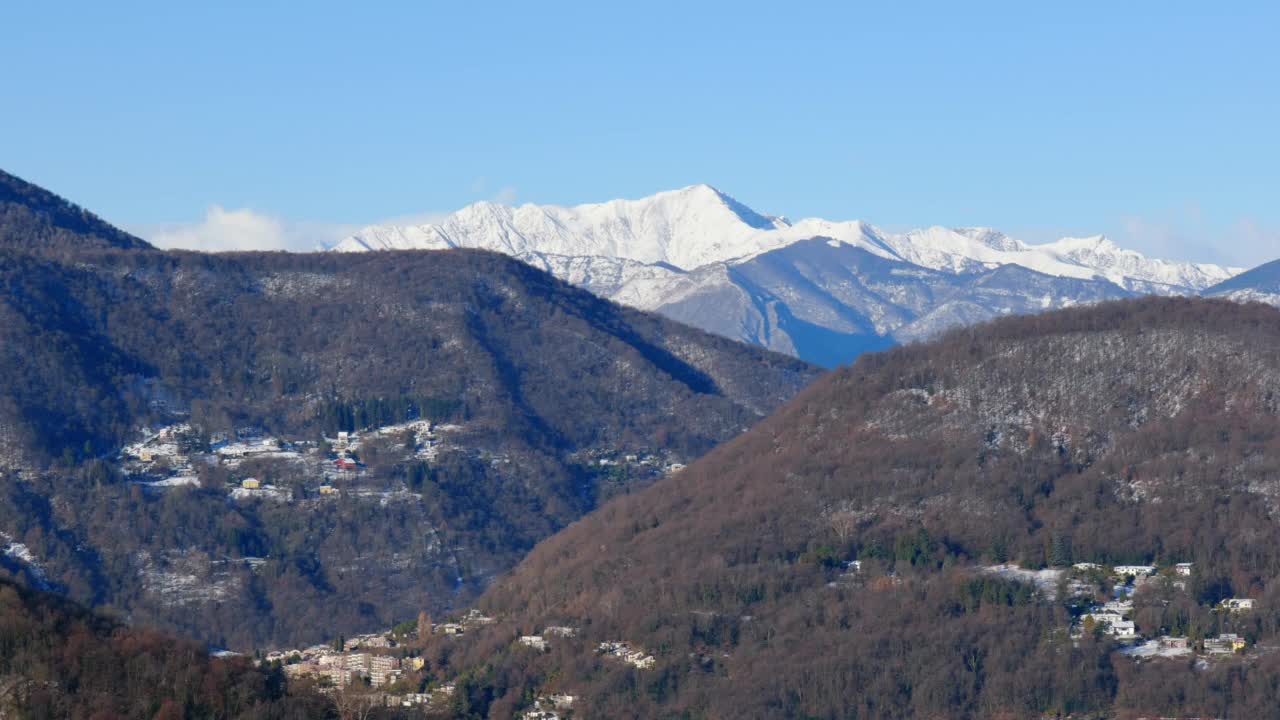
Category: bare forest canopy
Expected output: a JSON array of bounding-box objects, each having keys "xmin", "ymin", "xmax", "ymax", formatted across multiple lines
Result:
[
  {"xmin": 0, "ymin": 169, "xmax": 818, "ymax": 651},
  {"xmin": 434, "ymin": 297, "xmax": 1280, "ymax": 719}
]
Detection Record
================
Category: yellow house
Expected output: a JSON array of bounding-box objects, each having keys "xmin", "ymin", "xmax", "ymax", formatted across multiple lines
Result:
[
  {"xmin": 240, "ymin": 478, "xmax": 261, "ymax": 490},
  {"xmin": 318, "ymin": 485, "xmax": 338, "ymax": 496},
  {"xmin": 409, "ymin": 657, "xmax": 426, "ymax": 671}
]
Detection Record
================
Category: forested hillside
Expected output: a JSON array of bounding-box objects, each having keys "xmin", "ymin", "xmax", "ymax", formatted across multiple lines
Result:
[
  {"xmin": 0, "ymin": 578, "xmax": 331, "ymax": 719},
  {"xmin": 432, "ymin": 297, "xmax": 1280, "ymax": 719},
  {"xmin": 0, "ymin": 169, "xmax": 150, "ymax": 253},
  {"xmin": 0, "ymin": 170, "xmax": 819, "ymax": 651}
]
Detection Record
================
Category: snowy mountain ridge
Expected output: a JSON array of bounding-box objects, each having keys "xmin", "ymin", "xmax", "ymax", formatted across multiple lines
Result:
[
  {"xmin": 334, "ymin": 184, "xmax": 1239, "ymax": 292},
  {"xmin": 336, "ymin": 184, "xmax": 793, "ymax": 271},
  {"xmin": 333, "ymin": 186, "xmax": 1244, "ymax": 365}
]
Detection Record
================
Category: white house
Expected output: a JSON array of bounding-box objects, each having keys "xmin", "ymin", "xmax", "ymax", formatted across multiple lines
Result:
[
  {"xmin": 1174, "ymin": 563, "xmax": 1194, "ymax": 576},
  {"xmin": 1084, "ymin": 612, "xmax": 1125, "ymax": 628},
  {"xmin": 546, "ymin": 695, "xmax": 576, "ymax": 709},
  {"xmin": 519, "ymin": 635, "xmax": 549, "ymax": 651},
  {"xmin": 1114, "ymin": 565, "xmax": 1155, "ymax": 577},
  {"xmin": 1222, "ymin": 598, "xmax": 1255, "ymax": 611},
  {"xmin": 1101, "ymin": 600, "xmax": 1133, "ymax": 615},
  {"xmin": 1204, "ymin": 633, "xmax": 1246, "ymax": 653},
  {"xmin": 1108, "ymin": 620, "xmax": 1138, "ymax": 638}
]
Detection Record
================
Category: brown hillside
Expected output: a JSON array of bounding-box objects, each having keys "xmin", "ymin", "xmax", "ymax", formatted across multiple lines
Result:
[{"xmin": 444, "ymin": 297, "xmax": 1280, "ymax": 719}]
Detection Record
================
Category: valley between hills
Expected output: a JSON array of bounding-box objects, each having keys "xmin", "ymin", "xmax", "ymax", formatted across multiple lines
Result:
[{"xmin": 5, "ymin": 169, "xmax": 1280, "ymax": 719}]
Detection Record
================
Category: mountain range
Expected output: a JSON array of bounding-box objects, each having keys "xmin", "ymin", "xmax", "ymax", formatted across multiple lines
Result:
[
  {"xmin": 7, "ymin": 167, "xmax": 1280, "ymax": 717},
  {"xmin": 0, "ymin": 169, "xmax": 816, "ymax": 649},
  {"xmin": 334, "ymin": 185, "xmax": 1243, "ymax": 365}
]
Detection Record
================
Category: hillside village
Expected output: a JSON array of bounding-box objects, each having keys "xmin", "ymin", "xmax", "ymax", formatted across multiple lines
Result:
[
  {"xmin": 116, "ymin": 420, "xmax": 687, "ymax": 507},
  {"xmin": 252, "ymin": 600, "xmax": 663, "ymax": 717},
  {"xmin": 119, "ymin": 419, "xmax": 450, "ymax": 503},
  {"xmin": 31, "ymin": 413, "xmax": 1274, "ymax": 717},
  {"xmin": 827, "ymin": 554, "xmax": 1262, "ymax": 664},
  {"xmin": 252, "ymin": 554, "xmax": 1261, "ymax": 716},
  {"xmin": 988, "ymin": 560, "xmax": 1259, "ymax": 659},
  {"xmin": 257, "ymin": 608, "xmax": 597, "ymax": 718}
]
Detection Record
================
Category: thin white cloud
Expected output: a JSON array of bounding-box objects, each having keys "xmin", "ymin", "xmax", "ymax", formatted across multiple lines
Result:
[
  {"xmin": 135, "ymin": 181, "xmax": 512, "ymax": 253},
  {"xmin": 467, "ymin": 177, "xmax": 518, "ymax": 205},
  {"xmin": 1226, "ymin": 219, "xmax": 1280, "ymax": 268},
  {"xmin": 1115, "ymin": 207, "xmax": 1278, "ymax": 269},
  {"xmin": 135, "ymin": 206, "xmax": 456, "ymax": 253},
  {"xmin": 491, "ymin": 186, "xmax": 518, "ymax": 205},
  {"xmin": 136, "ymin": 206, "xmax": 354, "ymax": 253}
]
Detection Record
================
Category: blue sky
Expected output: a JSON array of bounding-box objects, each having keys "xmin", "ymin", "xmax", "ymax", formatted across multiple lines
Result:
[{"xmin": 2, "ymin": 2, "xmax": 1277, "ymax": 265}]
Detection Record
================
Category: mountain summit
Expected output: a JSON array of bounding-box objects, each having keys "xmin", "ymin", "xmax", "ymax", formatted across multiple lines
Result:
[
  {"xmin": 334, "ymin": 187, "xmax": 1241, "ymax": 365},
  {"xmin": 336, "ymin": 184, "xmax": 791, "ymax": 270}
]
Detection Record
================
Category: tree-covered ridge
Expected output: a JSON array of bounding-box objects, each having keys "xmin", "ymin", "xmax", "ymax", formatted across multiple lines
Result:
[
  {"xmin": 0, "ymin": 249, "xmax": 815, "ymax": 651},
  {"xmin": 0, "ymin": 578, "xmax": 332, "ymax": 719},
  {"xmin": 0, "ymin": 169, "xmax": 151, "ymax": 254},
  {"xmin": 0, "ymin": 248, "xmax": 814, "ymax": 467},
  {"xmin": 428, "ymin": 297, "xmax": 1280, "ymax": 718},
  {"xmin": 0, "ymin": 169, "xmax": 817, "ymax": 654}
]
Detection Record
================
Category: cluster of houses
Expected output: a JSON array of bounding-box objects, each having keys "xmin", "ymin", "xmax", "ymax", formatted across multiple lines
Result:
[
  {"xmin": 267, "ymin": 632, "xmax": 468, "ymax": 710},
  {"xmin": 586, "ymin": 451, "xmax": 687, "ymax": 478},
  {"xmin": 215, "ymin": 435, "xmax": 296, "ymax": 464},
  {"xmin": 274, "ymin": 634, "xmax": 408, "ymax": 688},
  {"xmin": 123, "ymin": 424, "xmax": 310, "ymax": 496},
  {"xmin": 121, "ymin": 423, "xmax": 202, "ymax": 487},
  {"xmin": 1070, "ymin": 562, "xmax": 1191, "ymax": 577},
  {"xmin": 519, "ymin": 694, "xmax": 577, "ymax": 720},
  {"xmin": 1081, "ymin": 598, "xmax": 1139, "ymax": 639},
  {"xmin": 261, "ymin": 609, "xmax": 592, "ymax": 715},
  {"xmin": 331, "ymin": 420, "xmax": 445, "ymax": 467},
  {"xmin": 516, "ymin": 625, "xmax": 578, "ymax": 652},
  {"xmin": 1069, "ymin": 562, "xmax": 1257, "ymax": 655},
  {"xmin": 120, "ymin": 420, "xmax": 460, "ymax": 502},
  {"xmin": 597, "ymin": 641, "xmax": 655, "ymax": 669},
  {"xmin": 433, "ymin": 608, "xmax": 497, "ymax": 637}
]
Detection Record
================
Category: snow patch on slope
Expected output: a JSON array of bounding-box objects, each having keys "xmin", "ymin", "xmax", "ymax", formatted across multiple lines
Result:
[{"xmin": 0, "ymin": 531, "xmax": 52, "ymax": 590}]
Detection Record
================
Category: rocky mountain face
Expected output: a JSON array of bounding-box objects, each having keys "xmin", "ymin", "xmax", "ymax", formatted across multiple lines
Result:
[
  {"xmin": 335, "ymin": 185, "xmax": 1241, "ymax": 366},
  {"xmin": 438, "ymin": 298, "xmax": 1280, "ymax": 719},
  {"xmin": 0, "ymin": 170, "xmax": 818, "ymax": 649}
]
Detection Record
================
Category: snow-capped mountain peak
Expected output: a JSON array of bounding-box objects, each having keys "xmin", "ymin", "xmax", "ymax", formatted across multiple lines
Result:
[
  {"xmin": 335, "ymin": 183, "xmax": 795, "ymax": 270},
  {"xmin": 337, "ymin": 186, "xmax": 1238, "ymax": 293},
  {"xmin": 956, "ymin": 227, "xmax": 1025, "ymax": 253},
  {"xmin": 327, "ymin": 184, "xmax": 1239, "ymax": 363},
  {"xmin": 332, "ymin": 186, "xmax": 1244, "ymax": 365}
]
